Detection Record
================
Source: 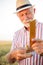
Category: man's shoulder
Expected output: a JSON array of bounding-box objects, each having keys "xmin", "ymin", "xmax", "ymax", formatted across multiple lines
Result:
[
  {"xmin": 36, "ymin": 20, "xmax": 43, "ymax": 26},
  {"xmin": 36, "ymin": 20, "xmax": 43, "ymax": 24}
]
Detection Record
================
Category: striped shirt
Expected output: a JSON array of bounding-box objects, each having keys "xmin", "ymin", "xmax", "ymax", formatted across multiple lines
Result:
[{"xmin": 11, "ymin": 20, "xmax": 43, "ymax": 65}]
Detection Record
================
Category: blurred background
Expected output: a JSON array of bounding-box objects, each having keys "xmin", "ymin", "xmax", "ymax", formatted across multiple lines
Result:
[
  {"xmin": 0, "ymin": 0, "xmax": 43, "ymax": 65},
  {"xmin": 0, "ymin": 0, "xmax": 43, "ymax": 40}
]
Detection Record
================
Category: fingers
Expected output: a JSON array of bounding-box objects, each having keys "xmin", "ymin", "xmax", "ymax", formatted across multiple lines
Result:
[
  {"xmin": 32, "ymin": 43, "xmax": 41, "ymax": 54},
  {"xmin": 16, "ymin": 53, "xmax": 32, "ymax": 61},
  {"xmin": 32, "ymin": 43, "xmax": 41, "ymax": 50},
  {"xmin": 32, "ymin": 47, "xmax": 41, "ymax": 54},
  {"xmin": 19, "ymin": 49, "xmax": 26, "ymax": 54},
  {"xmin": 17, "ymin": 53, "xmax": 32, "ymax": 59},
  {"xmin": 23, "ymin": 54, "xmax": 32, "ymax": 58},
  {"xmin": 32, "ymin": 43, "xmax": 39, "ymax": 48}
]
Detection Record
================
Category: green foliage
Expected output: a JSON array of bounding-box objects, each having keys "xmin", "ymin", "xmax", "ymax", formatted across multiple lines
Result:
[{"xmin": 0, "ymin": 43, "xmax": 18, "ymax": 65}]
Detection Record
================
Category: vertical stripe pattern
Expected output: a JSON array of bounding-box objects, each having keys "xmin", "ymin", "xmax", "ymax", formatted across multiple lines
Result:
[
  {"xmin": 11, "ymin": 22, "xmax": 43, "ymax": 65},
  {"xmin": 35, "ymin": 22, "xmax": 43, "ymax": 65}
]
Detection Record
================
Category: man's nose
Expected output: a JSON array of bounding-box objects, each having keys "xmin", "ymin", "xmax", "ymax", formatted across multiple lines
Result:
[{"xmin": 23, "ymin": 14, "xmax": 28, "ymax": 19}]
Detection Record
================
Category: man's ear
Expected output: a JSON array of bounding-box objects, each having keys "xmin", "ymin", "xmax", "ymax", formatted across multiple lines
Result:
[{"xmin": 34, "ymin": 8, "xmax": 36, "ymax": 13}]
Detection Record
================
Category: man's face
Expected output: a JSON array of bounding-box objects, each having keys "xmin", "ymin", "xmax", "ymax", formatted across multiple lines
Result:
[{"xmin": 17, "ymin": 7, "xmax": 35, "ymax": 28}]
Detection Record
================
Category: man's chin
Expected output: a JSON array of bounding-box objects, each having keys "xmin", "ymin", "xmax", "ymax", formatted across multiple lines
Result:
[
  {"xmin": 24, "ymin": 23, "xmax": 30, "ymax": 27},
  {"xmin": 24, "ymin": 25, "xmax": 30, "ymax": 28}
]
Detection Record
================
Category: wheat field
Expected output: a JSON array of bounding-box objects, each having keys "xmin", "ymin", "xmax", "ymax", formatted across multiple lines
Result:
[{"xmin": 0, "ymin": 41, "xmax": 17, "ymax": 65}]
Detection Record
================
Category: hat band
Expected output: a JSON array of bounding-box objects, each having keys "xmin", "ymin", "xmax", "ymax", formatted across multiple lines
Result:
[{"xmin": 16, "ymin": 4, "xmax": 32, "ymax": 11}]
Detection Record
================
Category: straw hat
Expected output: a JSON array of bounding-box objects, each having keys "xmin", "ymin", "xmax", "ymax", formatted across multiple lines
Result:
[{"xmin": 14, "ymin": 0, "xmax": 34, "ymax": 13}]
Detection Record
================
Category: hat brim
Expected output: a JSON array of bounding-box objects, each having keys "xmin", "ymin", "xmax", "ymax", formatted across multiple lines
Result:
[{"xmin": 13, "ymin": 5, "xmax": 34, "ymax": 14}]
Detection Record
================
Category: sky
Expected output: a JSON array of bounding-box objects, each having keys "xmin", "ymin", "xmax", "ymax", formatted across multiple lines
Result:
[{"xmin": 0, "ymin": 0, "xmax": 43, "ymax": 40}]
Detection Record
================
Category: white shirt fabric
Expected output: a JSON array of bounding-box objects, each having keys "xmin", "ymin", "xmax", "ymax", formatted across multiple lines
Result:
[{"xmin": 11, "ymin": 20, "xmax": 43, "ymax": 65}]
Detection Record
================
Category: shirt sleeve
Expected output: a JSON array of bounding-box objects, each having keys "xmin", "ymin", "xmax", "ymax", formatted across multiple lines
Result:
[{"xmin": 10, "ymin": 32, "xmax": 18, "ymax": 51}]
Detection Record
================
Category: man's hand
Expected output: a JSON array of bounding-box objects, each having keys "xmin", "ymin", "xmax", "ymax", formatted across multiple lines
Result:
[
  {"xmin": 32, "ymin": 41, "xmax": 43, "ymax": 54},
  {"xmin": 11, "ymin": 48, "xmax": 32, "ymax": 61}
]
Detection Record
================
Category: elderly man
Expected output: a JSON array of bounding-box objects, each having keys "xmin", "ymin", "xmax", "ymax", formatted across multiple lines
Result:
[{"xmin": 6, "ymin": 0, "xmax": 43, "ymax": 65}]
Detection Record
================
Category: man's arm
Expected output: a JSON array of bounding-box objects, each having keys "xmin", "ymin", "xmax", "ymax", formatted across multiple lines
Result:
[
  {"xmin": 6, "ymin": 52, "xmax": 16, "ymax": 63},
  {"xmin": 6, "ymin": 48, "xmax": 32, "ymax": 63}
]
